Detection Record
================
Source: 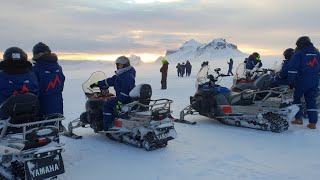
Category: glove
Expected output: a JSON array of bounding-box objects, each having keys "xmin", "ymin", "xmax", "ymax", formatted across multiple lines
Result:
[
  {"xmin": 116, "ymin": 101, "xmax": 123, "ymax": 110},
  {"xmin": 90, "ymin": 82, "xmax": 99, "ymax": 88}
]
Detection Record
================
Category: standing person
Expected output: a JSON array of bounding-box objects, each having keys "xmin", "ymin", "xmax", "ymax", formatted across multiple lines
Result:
[
  {"xmin": 180, "ymin": 62, "xmax": 186, "ymax": 77},
  {"xmin": 227, "ymin": 58, "xmax": 234, "ymax": 76},
  {"xmin": 90, "ymin": 56, "xmax": 136, "ymax": 131},
  {"xmin": 185, "ymin": 60, "xmax": 192, "ymax": 76},
  {"xmin": 176, "ymin": 63, "xmax": 181, "ymax": 77},
  {"xmin": 0, "ymin": 47, "xmax": 39, "ymax": 119},
  {"xmin": 160, "ymin": 58, "xmax": 169, "ymax": 89},
  {"xmin": 32, "ymin": 42, "xmax": 65, "ymax": 121},
  {"xmin": 288, "ymin": 36, "xmax": 320, "ymax": 129}
]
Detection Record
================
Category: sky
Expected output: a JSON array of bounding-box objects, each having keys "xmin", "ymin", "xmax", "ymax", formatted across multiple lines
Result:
[{"xmin": 1, "ymin": 0, "xmax": 320, "ymax": 62}]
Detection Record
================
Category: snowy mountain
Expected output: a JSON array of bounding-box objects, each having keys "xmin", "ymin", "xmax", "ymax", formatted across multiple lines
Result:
[
  {"xmin": 165, "ymin": 38, "xmax": 247, "ymax": 63},
  {"xmin": 129, "ymin": 54, "xmax": 143, "ymax": 65},
  {"xmin": 154, "ymin": 56, "xmax": 165, "ymax": 64}
]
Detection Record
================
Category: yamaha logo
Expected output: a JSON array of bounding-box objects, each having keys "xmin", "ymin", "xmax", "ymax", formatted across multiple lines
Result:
[{"xmin": 31, "ymin": 164, "xmax": 60, "ymax": 177}]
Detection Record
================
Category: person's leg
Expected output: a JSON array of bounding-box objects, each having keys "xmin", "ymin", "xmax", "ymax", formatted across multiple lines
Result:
[
  {"xmin": 103, "ymin": 98, "xmax": 118, "ymax": 130},
  {"xmin": 304, "ymin": 86, "xmax": 318, "ymax": 128},
  {"xmin": 291, "ymin": 88, "xmax": 304, "ymax": 125}
]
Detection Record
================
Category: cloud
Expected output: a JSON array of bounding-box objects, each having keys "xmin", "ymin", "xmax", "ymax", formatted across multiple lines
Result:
[{"xmin": 0, "ymin": 0, "xmax": 319, "ymax": 58}]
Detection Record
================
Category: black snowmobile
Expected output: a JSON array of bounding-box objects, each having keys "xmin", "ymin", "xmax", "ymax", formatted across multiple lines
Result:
[
  {"xmin": 0, "ymin": 93, "xmax": 65, "ymax": 180},
  {"xmin": 231, "ymin": 62, "xmax": 275, "ymax": 93},
  {"xmin": 66, "ymin": 71, "xmax": 177, "ymax": 151},
  {"xmin": 179, "ymin": 64, "xmax": 299, "ymax": 133}
]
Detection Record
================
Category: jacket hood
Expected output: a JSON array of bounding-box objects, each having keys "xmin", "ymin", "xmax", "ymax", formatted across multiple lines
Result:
[{"xmin": 33, "ymin": 61, "xmax": 61, "ymax": 72}]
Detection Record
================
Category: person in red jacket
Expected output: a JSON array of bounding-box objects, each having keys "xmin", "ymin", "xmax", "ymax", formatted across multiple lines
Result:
[{"xmin": 160, "ymin": 58, "xmax": 169, "ymax": 89}]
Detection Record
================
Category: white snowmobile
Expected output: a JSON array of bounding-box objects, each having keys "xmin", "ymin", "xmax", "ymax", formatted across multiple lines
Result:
[
  {"xmin": 179, "ymin": 64, "xmax": 299, "ymax": 133},
  {"xmin": 66, "ymin": 71, "xmax": 177, "ymax": 151},
  {"xmin": 0, "ymin": 93, "xmax": 65, "ymax": 180}
]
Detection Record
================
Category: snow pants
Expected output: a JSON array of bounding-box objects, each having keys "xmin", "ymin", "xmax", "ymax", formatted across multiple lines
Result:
[
  {"xmin": 293, "ymin": 85, "xmax": 318, "ymax": 124},
  {"xmin": 103, "ymin": 97, "xmax": 130, "ymax": 130}
]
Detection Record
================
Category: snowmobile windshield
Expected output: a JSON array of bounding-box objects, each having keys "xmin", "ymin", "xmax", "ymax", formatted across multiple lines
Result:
[
  {"xmin": 233, "ymin": 63, "xmax": 246, "ymax": 85},
  {"xmin": 272, "ymin": 60, "xmax": 283, "ymax": 76},
  {"xmin": 82, "ymin": 71, "xmax": 107, "ymax": 95},
  {"xmin": 196, "ymin": 65, "xmax": 209, "ymax": 89}
]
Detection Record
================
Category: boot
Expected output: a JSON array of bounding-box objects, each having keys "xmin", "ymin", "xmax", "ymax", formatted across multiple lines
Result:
[
  {"xmin": 291, "ymin": 118, "xmax": 303, "ymax": 125},
  {"xmin": 307, "ymin": 123, "xmax": 317, "ymax": 129}
]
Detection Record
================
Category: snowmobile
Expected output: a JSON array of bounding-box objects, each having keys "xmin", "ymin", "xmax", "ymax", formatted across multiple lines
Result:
[
  {"xmin": 0, "ymin": 93, "xmax": 65, "ymax": 180},
  {"xmin": 179, "ymin": 64, "xmax": 299, "ymax": 133},
  {"xmin": 231, "ymin": 62, "xmax": 275, "ymax": 92},
  {"xmin": 66, "ymin": 71, "xmax": 177, "ymax": 151}
]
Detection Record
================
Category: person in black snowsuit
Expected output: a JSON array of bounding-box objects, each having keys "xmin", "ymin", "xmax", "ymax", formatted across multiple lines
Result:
[
  {"xmin": 160, "ymin": 58, "xmax": 169, "ymax": 89},
  {"xmin": 227, "ymin": 58, "xmax": 234, "ymax": 76},
  {"xmin": 180, "ymin": 62, "xmax": 186, "ymax": 77},
  {"xmin": 176, "ymin": 63, "xmax": 181, "ymax": 77},
  {"xmin": 185, "ymin": 60, "xmax": 192, "ymax": 76}
]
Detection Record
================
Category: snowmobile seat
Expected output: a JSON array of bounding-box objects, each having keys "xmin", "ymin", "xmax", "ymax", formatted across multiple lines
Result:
[
  {"xmin": 129, "ymin": 84, "xmax": 152, "ymax": 111},
  {"xmin": 225, "ymin": 90, "xmax": 254, "ymax": 105},
  {"xmin": 254, "ymin": 74, "xmax": 272, "ymax": 90},
  {"xmin": 0, "ymin": 93, "xmax": 39, "ymax": 124}
]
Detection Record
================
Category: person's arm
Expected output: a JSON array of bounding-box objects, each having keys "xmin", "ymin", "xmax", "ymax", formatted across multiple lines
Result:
[
  {"xmin": 287, "ymin": 52, "xmax": 301, "ymax": 84},
  {"xmin": 98, "ymin": 75, "xmax": 116, "ymax": 87}
]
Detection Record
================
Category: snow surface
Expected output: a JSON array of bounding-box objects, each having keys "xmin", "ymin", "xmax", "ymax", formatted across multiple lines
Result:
[{"xmin": 59, "ymin": 58, "xmax": 320, "ymax": 180}]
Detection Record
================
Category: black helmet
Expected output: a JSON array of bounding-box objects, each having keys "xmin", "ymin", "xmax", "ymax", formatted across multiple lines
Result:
[
  {"xmin": 252, "ymin": 52, "xmax": 260, "ymax": 60},
  {"xmin": 3, "ymin": 47, "xmax": 28, "ymax": 62},
  {"xmin": 283, "ymin": 48, "xmax": 295, "ymax": 60},
  {"xmin": 296, "ymin": 36, "xmax": 312, "ymax": 49},
  {"xmin": 32, "ymin": 42, "xmax": 51, "ymax": 56}
]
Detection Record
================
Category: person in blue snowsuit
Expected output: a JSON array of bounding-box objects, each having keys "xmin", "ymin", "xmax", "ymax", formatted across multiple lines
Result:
[
  {"xmin": 32, "ymin": 42, "xmax": 65, "ymax": 118},
  {"xmin": 176, "ymin": 63, "xmax": 181, "ymax": 77},
  {"xmin": 91, "ymin": 56, "xmax": 136, "ymax": 131},
  {"xmin": 245, "ymin": 52, "xmax": 262, "ymax": 70},
  {"xmin": 185, "ymin": 60, "xmax": 192, "ymax": 76},
  {"xmin": 288, "ymin": 36, "xmax": 320, "ymax": 129},
  {"xmin": 180, "ymin": 62, "xmax": 186, "ymax": 77},
  {"xmin": 227, "ymin": 58, "xmax": 234, "ymax": 76},
  {"xmin": 0, "ymin": 47, "xmax": 39, "ymax": 119},
  {"xmin": 272, "ymin": 48, "xmax": 295, "ymax": 86}
]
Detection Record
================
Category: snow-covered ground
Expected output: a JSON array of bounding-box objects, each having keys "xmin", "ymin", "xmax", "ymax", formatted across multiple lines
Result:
[{"xmin": 59, "ymin": 58, "xmax": 320, "ymax": 180}]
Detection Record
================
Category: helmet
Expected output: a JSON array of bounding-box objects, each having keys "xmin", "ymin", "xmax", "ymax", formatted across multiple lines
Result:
[
  {"xmin": 296, "ymin": 36, "xmax": 312, "ymax": 49},
  {"xmin": 252, "ymin": 52, "xmax": 260, "ymax": 60},
  {"xmin": 283, "ymin": 48, "xmax": 295, "ymax": 60},
  {"xmin": 162, "ymin": 58, "xmax": 168, "ymax": 64},
  {"xmin": 32, "ymin": 42, "xmax": 51, "ymax": 55},
  {"xmin": 115, "ymin": 56, "xmax": 130, "ymax": 66},
  {"xmin": 3, "ymin": 47, "xmax": 28, "ymax": 62}
]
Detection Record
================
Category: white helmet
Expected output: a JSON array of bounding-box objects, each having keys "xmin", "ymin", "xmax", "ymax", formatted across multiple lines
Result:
[{"xmin": 115, "ymin": 56, "xmax": 130, "ymax": 66}]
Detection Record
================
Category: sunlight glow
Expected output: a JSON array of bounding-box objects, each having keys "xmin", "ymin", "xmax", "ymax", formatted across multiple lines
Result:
[
  {"xmin": 238, "ymin": 46, "xmax": 282, "ymax": 56},
  {"xmin": 57, "ymin": 52, "xmax": 163, "ymax": 63},
  {"xmin": 130, "ymin": 0, "xmax": 182, "ymax": 4}
]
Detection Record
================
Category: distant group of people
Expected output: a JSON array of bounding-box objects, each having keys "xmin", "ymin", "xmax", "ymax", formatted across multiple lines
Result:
[{"xmin": 176, "ymin": 60, "xmax": 192, "ymax": 77}]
